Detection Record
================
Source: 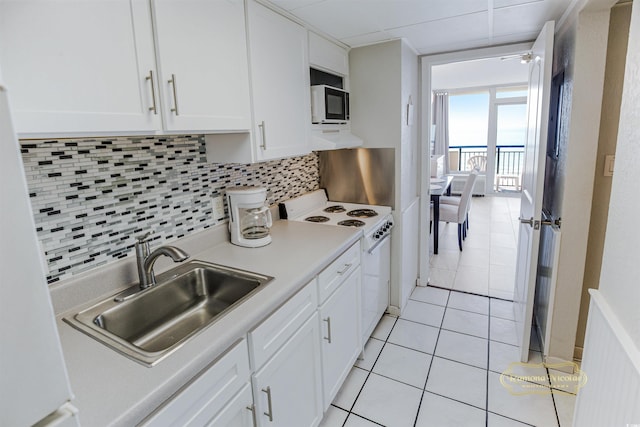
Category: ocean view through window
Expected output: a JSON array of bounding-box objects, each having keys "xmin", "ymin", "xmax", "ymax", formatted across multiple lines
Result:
[{"xmin": 447, "ymin": 86, "xmax": 527, "ymax": 192}]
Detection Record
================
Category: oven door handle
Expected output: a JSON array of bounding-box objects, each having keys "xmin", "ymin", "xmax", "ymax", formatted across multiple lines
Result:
[{"xmin": 367, "ymin": 234, "xmax": 390, "ymax": 254}]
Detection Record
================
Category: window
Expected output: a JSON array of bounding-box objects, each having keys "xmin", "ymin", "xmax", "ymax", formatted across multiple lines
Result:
[
  {"xmin": 448, "ymin": 91, "xmax": 490, "ymax": 148},
  {"xmin": 446, "ymin": 86, "xmax": 527, "ymax": 193}
]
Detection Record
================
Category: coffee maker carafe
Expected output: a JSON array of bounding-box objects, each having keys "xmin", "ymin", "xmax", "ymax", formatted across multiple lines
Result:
[{"xmin": 226, "ymin": 187, "xmax": 272, "ymax": 248}]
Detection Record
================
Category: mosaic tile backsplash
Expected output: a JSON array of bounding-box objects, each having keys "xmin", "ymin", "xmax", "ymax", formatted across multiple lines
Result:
[{"xmin": 21, "ymin": 135, "xmax": 319, "ymax": 284}]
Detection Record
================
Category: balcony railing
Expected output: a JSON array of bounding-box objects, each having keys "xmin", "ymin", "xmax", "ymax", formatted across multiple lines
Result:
[{"xmin": 449, "ymin": 144, "xmax": 525, "ymax": 191}]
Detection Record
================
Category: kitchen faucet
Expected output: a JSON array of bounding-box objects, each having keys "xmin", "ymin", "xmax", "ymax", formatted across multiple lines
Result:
[{"xmin": 135, "ymin": 232, "xmax": 189, "ymax": 289}]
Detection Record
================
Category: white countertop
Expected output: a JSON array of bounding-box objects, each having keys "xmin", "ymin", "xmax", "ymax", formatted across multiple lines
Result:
[{"xmin": 53, "ymin": 220, "xmax": 361, "ymax": 426}]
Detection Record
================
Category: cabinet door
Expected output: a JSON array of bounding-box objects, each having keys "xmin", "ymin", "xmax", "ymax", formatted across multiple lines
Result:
[
  {"xmin": 247, "ymin": 0, "xmax": 311, "ymax": 161},
  {"xmin": 0, "ymin": 0, "xmax": 161, "ymax": 136},
  {"xmin": 151, "ymin": 0, "xmax": 251, "ymax": 132},
  {"xmin": 141, "ymin": 339, "xmax": 251, "ymax": 427},
  {"xmin": 318, "ymin": 267, "xmax": 361, "ymax": 409},
  {"xmin": 207, "ymin": 384, "xmax": 254, "ymax": 427},
  {"xmin": 309, "ymin": 32, "xmax": 349, "ymax": 76},
  {"xmin": 252, "ymin": 314, "xmax": 323, "ymax": 427}
]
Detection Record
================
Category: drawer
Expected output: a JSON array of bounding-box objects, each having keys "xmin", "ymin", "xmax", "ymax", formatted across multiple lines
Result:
[
  {"xmin": 249, "ymin": 279, "xmax": 318, "ymax": 370},
  {"xmin": 141, "ymin": 339, "xmax": 250, "ymax": 427},
  {"xmin": 318, "ymin": 242, "xmax": 360, "ymax": 303}
]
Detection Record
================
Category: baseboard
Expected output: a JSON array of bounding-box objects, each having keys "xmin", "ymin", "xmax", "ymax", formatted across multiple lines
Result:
[
  {"xmin": 386, "ymin": 305, "xmax": 401, "ymax": 316},
  {"xmin": 544, "ymin": 356, "xmax": 577, "ymax": 373}
]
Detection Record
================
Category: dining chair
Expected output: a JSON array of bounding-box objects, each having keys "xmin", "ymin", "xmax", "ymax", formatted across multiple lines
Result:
[
  {"xmin": 438, "ymin": 170, "xmax": 478, "ymax": 251},
  {"xmin": 440, "ymin": 168, "xmax": 479, "ymax": 231}
]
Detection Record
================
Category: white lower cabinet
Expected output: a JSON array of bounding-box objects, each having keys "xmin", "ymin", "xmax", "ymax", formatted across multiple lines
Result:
[
  {"xmin": 143, "ymin": 244, "xmax": 362, "ymax": 426},
  {"xmin": 141, "ymin": 339, "xmax": 251, "ymax": 427},
  {"xmin": 207, "ymin": 384, "xmax": 255, "ymax": 427},
  {"xmin": 251, "ymin": 314, "xmax": 323, "ymax": 427},
  {"xmin": 318, "ymin": 267, "xmax": 361, "ymax": 410}
]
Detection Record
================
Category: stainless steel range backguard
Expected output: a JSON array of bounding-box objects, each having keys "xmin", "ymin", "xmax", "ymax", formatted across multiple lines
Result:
[{"xmin": 319, "ymin": 148, "xmax": 395, "ymax": 209}]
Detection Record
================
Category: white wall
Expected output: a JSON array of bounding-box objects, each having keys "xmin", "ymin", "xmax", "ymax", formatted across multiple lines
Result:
[
  {"xmin": 597, "ymin": 0, "xmax": 640, "ymax": 348},
  {"xmin": 576, "ymin": 1, "xmax": 631, "ymax": 355},
  {"xmin": 350, "ymin": 39, "xmax": 420, "ymax": 313},
  {"xmin": 431, "ymin": 56, "xmax": 529, "ymax": 90},
  {"xmin": 573, "ymin": 2, "xmax": 640, "ymax": 423}
]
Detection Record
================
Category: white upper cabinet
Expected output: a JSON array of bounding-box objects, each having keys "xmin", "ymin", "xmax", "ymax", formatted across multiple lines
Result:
[
  {"xmin": 0, "ymin": 0, "xmax": 161, "ymax": 137},
  {"xmin": 309, "ymin": 32, "xmax": 349, "ymax": 77},
  {"xmin": 151, "ymin": 0, "xmax": 251, "ymax": 133},
  {"xmin": 0, "ymin": 0, "xmax": 252, "ymax": 137},
  {"xmin": 247, "ymin": 0, "xmax": 310, "ymax": 161}
]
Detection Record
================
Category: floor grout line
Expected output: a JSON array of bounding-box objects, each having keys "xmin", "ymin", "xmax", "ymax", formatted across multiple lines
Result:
[{"xmin": 411, "ymin": 287, "xmax": 451, "ymax": 427}]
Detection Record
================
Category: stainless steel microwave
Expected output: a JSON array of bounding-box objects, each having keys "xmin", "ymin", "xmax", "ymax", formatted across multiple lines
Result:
[{"xmin": 310, "ymin": 85, "xmax": 349, "ymax": 124}]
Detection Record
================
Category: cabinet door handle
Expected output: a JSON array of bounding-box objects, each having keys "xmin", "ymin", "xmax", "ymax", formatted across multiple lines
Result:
[
  {"xmin": 262, "ymin": 386, "xmax": 274, "ymax": 422},
  {"xmin": 258, "ymin": 121, "xmax": 267, "ymax": 150},
  {"xmin": 337, "ymin": 263, "xmax": 352, "ymax": 275},
  {"xmin": 323, "ymin": 317, "xmax": 332, "ymax": 343},
  {"xmin": 168, "ymin": 73, "xmax": 179, "ymax": 116},
  {"xmin": 145, "ymin": 70, "xmax": 158, "ymax": 115},
  {"xmin": 246, "ymin": 404, "xmax": 257, "ymax": 426}
]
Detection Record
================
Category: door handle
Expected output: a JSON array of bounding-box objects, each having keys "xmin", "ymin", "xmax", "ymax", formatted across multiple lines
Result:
[
  {"xmin": 258, "ymin": 121, "xmax": 267, "ymax": 150},
  {"xmin": 520, "ymin": 217, "xmax": 561, "ymax": 229},
  {"xmin": 168, "ymin": 73, "xmax": 179, "ymax": 116},
  {"xmin": 519, "ymin": 217, "xmax": 540, "ymax": 229},
  {"xmin": 246, "ymin": 404, "xmax": 257, "ymax": 426},
  {"xmin": 323, "ymin": 317, "xmax": 332, "ymax": 343},
  {"xmin": 145, "ymin": 70, "xmax": 158, "ymax": 115},
  {"xmin": 262, "ymin": 387, "xmax": 274, "ymax": 422},
  {"xmin": 519, "ymin": 217, "xmax": 534, "ymax": 226}
]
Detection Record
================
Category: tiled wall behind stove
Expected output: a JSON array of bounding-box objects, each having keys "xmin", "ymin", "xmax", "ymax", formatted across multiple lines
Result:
[{"xmin": 21, "ymin": 135, "xmax": 319, "ymax": 284}]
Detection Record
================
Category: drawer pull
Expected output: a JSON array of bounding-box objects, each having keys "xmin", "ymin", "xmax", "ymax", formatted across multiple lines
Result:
[
  {"xmin": 323, "ymin": 317, "xmax": 332, "ymax": 343},
  {"xmin": 262, "ymin": 386, "xmax": 274, "ymax": 422},
  {"xmin": 337, "ymin": 263, "xmax": 352, "ymax": 275}
]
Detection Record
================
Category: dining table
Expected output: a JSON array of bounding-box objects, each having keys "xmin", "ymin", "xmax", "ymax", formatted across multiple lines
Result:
[{"xmin": 430, "ymin": 175, "xmax": 454, "ymax": 254}]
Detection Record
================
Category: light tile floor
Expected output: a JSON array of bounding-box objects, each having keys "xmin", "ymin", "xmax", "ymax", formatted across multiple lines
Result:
[
  {"xmin": 430, "ymin": 195, "xmax": 520, "ymax": 299},
  {"xmin": 319, "ymin": 287, "xmax": 577, "ymax": 427}
]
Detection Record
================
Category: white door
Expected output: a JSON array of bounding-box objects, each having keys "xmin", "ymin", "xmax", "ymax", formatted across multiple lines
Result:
[
  {"xmin": 514, "ymin": 21, "xmax": 555, "ymax": 362},
  {"xmin": 151, "ymin": 0, "xmax": 251, "ymax": 133}
]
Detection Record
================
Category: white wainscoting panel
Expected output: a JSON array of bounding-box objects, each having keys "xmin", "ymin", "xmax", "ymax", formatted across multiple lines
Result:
[{"xmin": 573, "ymin": 290, "xmax": 640, "ymax": 427}]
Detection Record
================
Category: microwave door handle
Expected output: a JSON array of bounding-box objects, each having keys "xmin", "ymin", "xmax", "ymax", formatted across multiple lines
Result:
[{"xmin": 345, "ymin": 92, "xmax": 349, "ymax": 120}]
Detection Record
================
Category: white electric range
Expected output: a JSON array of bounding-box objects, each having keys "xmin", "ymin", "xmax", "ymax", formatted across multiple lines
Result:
[{"xmin": 280, "ymin": 189, "xmax": 393, "ymax": 343}]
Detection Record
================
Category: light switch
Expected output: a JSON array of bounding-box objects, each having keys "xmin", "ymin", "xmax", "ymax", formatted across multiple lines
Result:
[{"xmin": 604, "ymin": 155, "xmax": 615, "ymax": 177}]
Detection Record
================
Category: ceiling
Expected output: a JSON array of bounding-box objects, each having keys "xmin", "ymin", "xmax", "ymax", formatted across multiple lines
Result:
[{"xmin": 269, "ymin": 0, "xmax": 575, "ymax": 55}]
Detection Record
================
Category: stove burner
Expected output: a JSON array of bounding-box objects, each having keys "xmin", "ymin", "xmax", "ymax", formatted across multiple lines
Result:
[
  {"xmin": 324, "ymin": 205, "xmax": 346, "ymax": 213},
  {"xmin": 347, "ymin": 209, "xmax": 378, "ymax": 218},
  {"xmin": 337, "ymin": 219, "xmax": 366, "ymax": 227},
  {"xmin": 305, "ymin": 216, "xmax": 330, "ymax": 223}
]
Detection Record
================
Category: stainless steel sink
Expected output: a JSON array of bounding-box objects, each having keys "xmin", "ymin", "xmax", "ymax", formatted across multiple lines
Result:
[{"xmin": 64, "ymin": 260, "xmax": 273, "ymax": 366}]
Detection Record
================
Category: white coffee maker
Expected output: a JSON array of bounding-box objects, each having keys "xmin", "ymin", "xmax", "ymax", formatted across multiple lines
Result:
[{"xmin": 226, "ymin": 186, "xmax": 273, "ymax": 248}]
